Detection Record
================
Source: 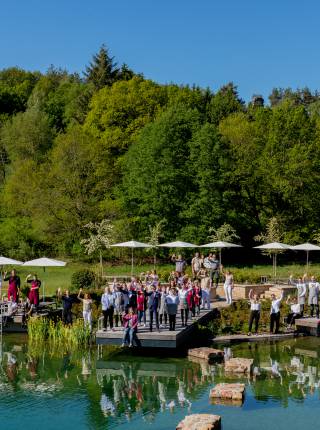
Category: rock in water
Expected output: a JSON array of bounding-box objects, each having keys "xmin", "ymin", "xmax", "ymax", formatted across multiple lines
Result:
[
  {"xmin": 210, "ymin": 383, "xmax": 245, "ymax": 404},
  {"xmin": 176, "ymin": 414, "xmax": 221, "ymax": 430},
  {"xmin": 224, "ymin": 358, "xmax": 253, "ymax": 374},
  {"xmin": 188, "ymin": 347, "xmax": 224, "ymax": 362}
]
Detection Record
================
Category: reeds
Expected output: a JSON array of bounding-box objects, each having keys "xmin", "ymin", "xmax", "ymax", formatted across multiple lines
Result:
[{"xmin": 28, "ymin": 317, "xmax": 91, "ymax": 348}]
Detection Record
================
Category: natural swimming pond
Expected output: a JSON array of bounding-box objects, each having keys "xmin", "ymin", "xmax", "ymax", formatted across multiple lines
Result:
[{"xmin": 1, "ymin": 335, "xmax": 320, "ymax": 429}]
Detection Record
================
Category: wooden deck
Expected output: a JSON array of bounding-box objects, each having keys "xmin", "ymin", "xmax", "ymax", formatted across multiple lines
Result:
[
  {"xmin": 212, "ymin": 332, "xmax": 298, "ymax": 344},
  {"xmin": 96, "ymin": 301, "xmax": 228, "ymax": 348},
  {"xmin": 295, "ymin": 317, "xmax": 320, "ymax": 336}
]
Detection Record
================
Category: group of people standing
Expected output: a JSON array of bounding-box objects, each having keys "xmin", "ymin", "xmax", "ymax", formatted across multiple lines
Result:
[{"xmin": 247, "ymin": 274, "xmax": 320, "ymax": 336}]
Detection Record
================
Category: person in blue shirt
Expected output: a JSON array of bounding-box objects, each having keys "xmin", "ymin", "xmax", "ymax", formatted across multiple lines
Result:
[{"xmin": 145, "ymin": 286, "xmax": 161, "ymax": 332}]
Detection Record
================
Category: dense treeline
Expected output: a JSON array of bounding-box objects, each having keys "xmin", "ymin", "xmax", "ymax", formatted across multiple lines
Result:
[{"xmin": 1, "ymin": 45, "xmax": 320, "ymax": 259}]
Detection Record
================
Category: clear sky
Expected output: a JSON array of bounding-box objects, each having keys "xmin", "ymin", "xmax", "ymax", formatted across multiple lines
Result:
[{"xmin": 1, "ymin": 0, "xmax": 320, "ymax": 102}]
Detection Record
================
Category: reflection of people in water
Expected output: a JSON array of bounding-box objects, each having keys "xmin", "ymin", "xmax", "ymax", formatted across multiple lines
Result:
[
  {"xmin": 158, "ymin": 381, "xmax": 166, "ymax": 411},
  {"xmin": 177, "ymin": 380, "xmax": 192, "ymax": 410},
  {"xmin": 100, "ymin": 393, "xmax": 115, "ymax": 416},
  {"xmin": 5, "ymin": 352, "xmax": 18, "ymax": 382},
  {"xmin": 27, "ymin": 355, "xmax": 38, "ymax": 380},
  {"xmin": 77, "ymin": 354, "xmax": 91, "ymax": 385}
]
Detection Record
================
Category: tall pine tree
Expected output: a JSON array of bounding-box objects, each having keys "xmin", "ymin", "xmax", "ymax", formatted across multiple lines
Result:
[{"xmin": 84, "ymin": 44, "xmax": 119, "ymax": 89}]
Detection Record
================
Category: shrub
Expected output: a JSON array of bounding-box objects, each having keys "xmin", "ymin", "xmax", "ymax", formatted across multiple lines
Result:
[{"xmin": 71, "ymin": 269, "xmax": 95, "ymax": 290}]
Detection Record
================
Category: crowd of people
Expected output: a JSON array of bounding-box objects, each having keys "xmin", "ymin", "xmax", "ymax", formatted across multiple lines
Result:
[{"xmin": 3, "ymin": 259, "xmax": 320, "ymax": 345}]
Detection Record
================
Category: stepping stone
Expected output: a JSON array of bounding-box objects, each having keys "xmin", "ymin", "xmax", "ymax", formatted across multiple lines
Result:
[
  {"xmin": 224, "ymin": 358, "xmax": 253, "ymax": 374},
  {"xmin": 176, "ymin": 414, "xmax": 221, "ymax": 430},
  {"xmin": 210, "ymin": 383, "xmax": 245, "ymax": 404},
  {"xmin": 188, "ymin": 347, "xmax": 224, "ymax": 362}
]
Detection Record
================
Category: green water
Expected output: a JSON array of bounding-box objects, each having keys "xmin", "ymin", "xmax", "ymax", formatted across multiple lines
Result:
[{"xmin": 1, "ymin": 335, "xmax": 320, "ymax": 429}]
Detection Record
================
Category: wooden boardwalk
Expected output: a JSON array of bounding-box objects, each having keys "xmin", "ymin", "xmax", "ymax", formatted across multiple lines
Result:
[
  {"xmin": 96, "ymin": 301, "xmax": 228, "ymax": 348},
  {"xmin": 212, "ymin": 332, "xmax": 298, "ymax": 344}
]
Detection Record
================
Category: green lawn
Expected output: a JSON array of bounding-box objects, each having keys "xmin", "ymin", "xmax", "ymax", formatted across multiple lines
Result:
[{"xmin": 4, "ymin": 261, "xmax": 318, "ymax": 297}]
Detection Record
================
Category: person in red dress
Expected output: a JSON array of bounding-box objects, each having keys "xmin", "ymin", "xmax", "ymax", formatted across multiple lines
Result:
[
  {"xmin": 26, "ymin": 274, "xmax": 41, "ymax": 308},
  {"xmin": 4, "ymin": 269, "xmax": 20, "ymax": 302}
]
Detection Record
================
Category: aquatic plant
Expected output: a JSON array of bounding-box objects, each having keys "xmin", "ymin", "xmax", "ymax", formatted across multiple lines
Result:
[{"xmin": 28, "ymin": 317, "xmax": 91, "ymax": 347}]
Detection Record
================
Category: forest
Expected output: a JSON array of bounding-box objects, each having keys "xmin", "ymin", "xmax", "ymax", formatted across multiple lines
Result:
[{"xmin": 1, "ymin": 45, "xmax": 320, "ymax": 260}]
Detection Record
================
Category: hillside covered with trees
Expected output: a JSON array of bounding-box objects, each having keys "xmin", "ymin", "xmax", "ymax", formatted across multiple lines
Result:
[{"xmin": 1, "ymin": 45, "xmax": 320, "ymax": 259}]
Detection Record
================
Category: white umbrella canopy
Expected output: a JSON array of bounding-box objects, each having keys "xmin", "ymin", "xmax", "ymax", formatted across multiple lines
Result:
[
  {"xmin": 111, "ymin": 241, "xmax": 152, "ymax": 248},
  {"xmin": 200, "ymin": 241, "xmax": 242, "ymax": 264},
  {"xmin": 0, "ymin": 256, "xmax": 23, "ymax": 266},
  {"xmin": 291, "ymin": 243, "xmax": 320, "ymax": 269},
  {"xmin": 23, "ymin": 257, "xmax": 67, "ymax": 302},
  {"xmin": 111, "ymin": 240, "xmax": 153, "ymax": 275},
  {"xmin": 23, "ymin": 257, "xmax": 66, "ymax": 267},
  {"xmin": 158, "ymin": 241, "xmax": 198, "ymax": 248},
  {"xmin": 254, "ymin": 242, "xmax": 292, "ymax": 279}
]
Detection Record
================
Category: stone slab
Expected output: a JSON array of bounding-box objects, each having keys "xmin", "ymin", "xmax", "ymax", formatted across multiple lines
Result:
[
  {"xmin": 176, "ymin": 414, "xmax": 221, "ymax": 430},
  {"xmin": 210, "ymin": 383, "xmax": 245, "ymax": 402},
  {"xmin": 224, "ymin": 358, "xmax": 253, "ymax": 374},
  {"xmin": 188, "ymin": 347, "xmax": 224, "ymax": 362}
]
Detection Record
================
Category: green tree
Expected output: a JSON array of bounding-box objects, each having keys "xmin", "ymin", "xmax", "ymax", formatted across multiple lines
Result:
[
  {"xmin": 121, "ymin": 104, "xmax": 201, "ymax": 238},
  {"xmin": 84, "ymin": 45, "xmax": 119, "ymax": 89}
]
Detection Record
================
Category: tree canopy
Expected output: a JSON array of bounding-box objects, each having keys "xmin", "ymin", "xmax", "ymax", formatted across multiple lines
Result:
[{"xmin": 0, "ymin": 45, "xmax": 320, "ymax": 259}]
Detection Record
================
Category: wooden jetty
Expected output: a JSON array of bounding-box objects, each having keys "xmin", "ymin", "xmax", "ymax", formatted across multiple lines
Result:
[
  {"xmin": 295, "ymin": 317, "xmax": 320, "ymax": 336},
  {"xmin": 212, "ymin": 332, "xmax": 297, "ymax": 344},
  {"xmin": 96, "ymin": 301, "xmax": 228, "ymax": 348}
]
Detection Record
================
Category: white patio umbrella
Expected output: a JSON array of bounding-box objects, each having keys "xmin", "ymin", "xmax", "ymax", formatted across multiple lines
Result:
[
  {"xmin": 0, "ymin": 256, "xmax": 23, "ymax": 298},
  {"xmin": 111, "ymin": 240, "xmax": 152, "ymax": 275},
  {"xmin": 23, "ymin": 257, "xmax": 66, "ymax": 302},
  {"xmin": 291, "ymin": 243, "xmax": 320, "ymax": 270},
  {"xmin": 200, "ymin": 241, "xmax": 242, "ymax": 265},
  {"xmin": 254, "ymin": 242, "xmax": 291, "ymax": 279},
  {"xmin": 158, "ymin": 241, "xmax": 198, "ymax": 248}
]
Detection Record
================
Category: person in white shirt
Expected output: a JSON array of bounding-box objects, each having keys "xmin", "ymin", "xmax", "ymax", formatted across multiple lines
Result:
[
  {"xmin": 221, "ymin": 268, "xmax": 234, "ymax": 305},
  {"xmin": 307, "ymin": 276, "xmax": 319, "ymax": 318},
  {"xmin": 248, "ymin": 289, "xmax": 261, "ymax": 335},
  {"xmin": 270, "ymin": 291, "xmax": 284, "ymax": 334},
  {"xmin": 295, "ymin": 277, "xmax": 307, "ymax": 316},
  {"xmin": 101, "ymin": 287, "xmax": 115, "ymax": 331},
  {"xmin": 191, "ymin": 252, "xmax": 202, "ymax": 279},
  {"xmin": 286, "ymin": 295, "xmax": 302, "ymax": 328},
  {"xmin": 198, "ymin": 268, "xmax": 211, "ymax": 309}
]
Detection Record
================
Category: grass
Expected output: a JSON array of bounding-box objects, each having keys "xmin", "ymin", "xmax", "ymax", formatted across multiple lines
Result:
[{"xmin": 3, "ymin": 261, "xmax": 319, "ymax": 297}]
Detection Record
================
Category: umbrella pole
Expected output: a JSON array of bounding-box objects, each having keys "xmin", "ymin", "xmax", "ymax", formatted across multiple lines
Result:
[
  {"xmin": 131, "ymin": 248, "xmax": 134, "ymax": 277},
  {"xmin": 42, "ymin": 267, "xmax": 45, "ymax": 303},
  {"xmin": 274, "ymin": 253, "xmax": 277, "ymax": 281},
  {"xmin": 219, "ymin": 249, "xmax": 222, "ymax": 266},
  {"xmin": 306, "ymin": 250, "xmax": 309, "ymax": 272}
]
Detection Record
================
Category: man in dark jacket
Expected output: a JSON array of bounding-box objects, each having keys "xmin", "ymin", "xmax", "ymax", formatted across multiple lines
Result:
[{"xmin": 145, "ymin": 286, "xmax": 161, "ymax": 332}]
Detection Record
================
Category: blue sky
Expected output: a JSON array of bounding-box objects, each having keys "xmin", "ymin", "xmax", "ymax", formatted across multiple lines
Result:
[{"xmin": 1, "ymin": 0, "xmax": 319, "ymax": 101}]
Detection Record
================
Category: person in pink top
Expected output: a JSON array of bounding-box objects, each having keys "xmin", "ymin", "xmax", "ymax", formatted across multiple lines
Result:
[{"xmin": 121, "ymin": 307, "xmax": 138, "ymax": 347}]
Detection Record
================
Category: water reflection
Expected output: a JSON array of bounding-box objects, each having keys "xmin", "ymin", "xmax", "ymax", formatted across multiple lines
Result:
[{"xmin": 0, "ymin": 336, "xmax": 320, "ymax": 429}]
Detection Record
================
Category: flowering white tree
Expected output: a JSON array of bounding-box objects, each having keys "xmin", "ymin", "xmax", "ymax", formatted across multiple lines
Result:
[
  {"xmin": 146, "ymin": 220, "xmax": 165, "ymax": 268},
  {"xmin": 208, "ymin": 223, "xmax": 239, "ymax": 243},
  {"xmin": 81, "ymin": 219, "xmax": 114, "ymax": 275}
]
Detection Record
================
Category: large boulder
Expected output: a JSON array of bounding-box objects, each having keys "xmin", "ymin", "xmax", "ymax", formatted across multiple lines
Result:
[
  {"xmin": 176, "ymin": 414, "xmax": 221, "ymax": 430},
  {"xmin": 224, "ymin": 358, "xmax": 253, "ymax": 374},
  {"xmin": 210, "ymin": 383, "xmax": 245, "ymax": 404},
  {"xmin": 188, "ymin": 347, "xmax": 224, "ymax": 362}
]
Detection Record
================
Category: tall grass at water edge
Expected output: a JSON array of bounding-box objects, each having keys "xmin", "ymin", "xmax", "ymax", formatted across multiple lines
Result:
[{"xmin": 28, "ymin": 317, "xmax": 91, "ymax": 347}]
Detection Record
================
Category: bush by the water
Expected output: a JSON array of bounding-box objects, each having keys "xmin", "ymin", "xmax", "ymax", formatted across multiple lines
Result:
[{"xmin": 71, "ymin": 269, "xmax": 95, "ymax": 290}]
